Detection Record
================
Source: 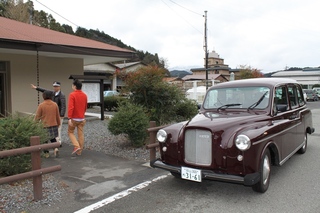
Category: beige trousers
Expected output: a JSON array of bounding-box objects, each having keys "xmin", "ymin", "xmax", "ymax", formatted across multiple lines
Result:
[{"xmin": 68, "ymin": 119, "xmax": 86, "ymax": 154}]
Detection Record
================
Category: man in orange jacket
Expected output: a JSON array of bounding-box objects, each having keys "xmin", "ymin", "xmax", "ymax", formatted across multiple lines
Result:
[{"xmin": 67, "ymin": 79, "xmax": 88, "ymax": 156}]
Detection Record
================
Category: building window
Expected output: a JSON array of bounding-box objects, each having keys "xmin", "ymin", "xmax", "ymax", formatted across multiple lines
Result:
[{"xmin": 0, "ymin": 62, "xmax": 5, "ymax": 71}]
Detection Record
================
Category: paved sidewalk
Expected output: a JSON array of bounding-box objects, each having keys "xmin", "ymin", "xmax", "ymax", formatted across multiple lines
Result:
[
  {"xmin": 36, "ymin": 110, "xmax": 167, "ymax": 213},
  {"xmin": 39, "ymin": 143, "xmax": 166, "ymax": 213}
]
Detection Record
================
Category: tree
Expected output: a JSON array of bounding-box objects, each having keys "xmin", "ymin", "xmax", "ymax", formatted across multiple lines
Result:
[
  {"xmin": 287, "ymin": 67, "xmax": 302, "ymax": 71},
  {"xmin": 159, "ymin": 57, "xmax": 169, "ymax": 69},
  {"xmin": 124, "ymin": 65, "xmax": 167, "ymax": 108},
  {"xmin": 0, "ymin": 0, "xmax": 8, "ymax": 17},
  {"xmin": 33, "ymin": 10, "xmax": 49, "ymax": 28},
  {"xmin": 48, "ymin": 14, "xmax": 65, "ymax": 32},
  {"xmin": 75, "ymin": 26, "xmax": 92, "ymax": 38},
  {"xmin": 2, "ymin": 0, "xmax": 29, "ymax": 23},
  {"xmin": 62, "ymin": 24, "xmax": 74, "ymax": 34},
  {"xmin": 124, "ymin": 65, "xmax": 198, "ymax": 124},
  {"xmin": 238, "ymin": 65, "xmax": 263, "ymax": 79}
]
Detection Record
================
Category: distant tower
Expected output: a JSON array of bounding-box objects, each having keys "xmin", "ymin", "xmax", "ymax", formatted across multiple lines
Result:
[{"xmin": 206, "ymin": 50, "xmax": 224, "ymax": 67}]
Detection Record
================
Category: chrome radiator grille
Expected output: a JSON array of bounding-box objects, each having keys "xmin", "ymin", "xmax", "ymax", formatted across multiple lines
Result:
[{"xmin": 184, "ymin": 129, "xmax": 212, "ymax": 166}]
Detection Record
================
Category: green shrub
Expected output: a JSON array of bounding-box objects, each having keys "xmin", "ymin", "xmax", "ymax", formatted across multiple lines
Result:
[
  {"xmin": 108, "ymin": 102, "xmax": 149, "ymax": 147},
  {"xmin": 104, "ymin": 96, "xmax": 128, "ymax": 111},
  {"xmin": 174, "ymin": 99, "xmax": 199, "ymax": 122},
  {"xmin": 0, "ymin": 114, "xmax": 49, "ymax": 176}
]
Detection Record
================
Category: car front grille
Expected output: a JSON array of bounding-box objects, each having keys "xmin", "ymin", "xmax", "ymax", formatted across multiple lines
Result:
[{"xmin": 184, "ymin": 129, "xmax": 212, "ymax": 166}]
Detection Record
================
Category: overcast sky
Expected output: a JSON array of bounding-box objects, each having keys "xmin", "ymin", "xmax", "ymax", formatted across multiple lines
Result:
[{"xmin": 31, "ymin": 0, "xmax": 320, "ymax": 73}]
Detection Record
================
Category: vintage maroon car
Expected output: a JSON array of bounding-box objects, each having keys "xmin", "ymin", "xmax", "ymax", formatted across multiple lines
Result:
[{"xmin": 151, "ymin": 78, "xmax": 314, "ymax": 193}]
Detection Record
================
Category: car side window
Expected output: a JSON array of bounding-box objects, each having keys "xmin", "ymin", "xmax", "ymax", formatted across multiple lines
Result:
[
  {"xmin": 296, "ymin": 85, "xmax": 305, "ymax": 106},
  {"xmin": 288, "ymin": 85, "xmax": 298, "ymax": 108},
  {"xmin": 274, "ymin": 86, "xmax": 288, "ymax": 112}
]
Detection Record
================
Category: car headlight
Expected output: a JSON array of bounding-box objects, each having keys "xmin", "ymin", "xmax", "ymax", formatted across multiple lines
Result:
[
  {"xmin": 235, "ymin": 134, "xmax": 251, "ymax": 151},
  {"xmin": 157, "ymin": 129, "xmax": 167, "ymax": 143}
]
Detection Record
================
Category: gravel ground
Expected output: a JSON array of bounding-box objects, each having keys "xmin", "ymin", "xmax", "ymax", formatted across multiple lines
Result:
[
  {"xmin": 60, "ymin": 117, "xmax": 151, "ymax": 162},
  {"xmin": 0, "ymin": 175, "xmax": 70, "ymax": 213},
  {"xmin": 0, "ymin": 108, "xmax": 157, "ymax": 213}
]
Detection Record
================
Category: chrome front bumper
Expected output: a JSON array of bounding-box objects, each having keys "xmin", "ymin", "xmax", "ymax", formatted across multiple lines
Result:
[{"xmin": 150, "ymin": 159, "xmax": 260, "ymax": 186}]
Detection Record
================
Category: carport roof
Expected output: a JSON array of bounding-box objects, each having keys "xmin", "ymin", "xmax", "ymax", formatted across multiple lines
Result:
[{"xmin": 0, "ymin": 17, "xmax": 136, "ymax": 64}]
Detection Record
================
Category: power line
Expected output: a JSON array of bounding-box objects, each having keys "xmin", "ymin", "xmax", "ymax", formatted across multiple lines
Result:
[
  {"xmin": 160, "ymin": 0, "xmax": 203, "ymax": 35},
  {"xmin": 34, "ymin": 0, "xmax": 79, "ymax": 28},
  {"xmin": 168, "ymin": 0, "xmax": 203, "ymax": 16}
]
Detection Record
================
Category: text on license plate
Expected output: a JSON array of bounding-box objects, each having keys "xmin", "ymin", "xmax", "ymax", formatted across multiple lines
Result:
[{"xmin": 181, "ymin": 166, "xmax": 202, "ymax": 182}]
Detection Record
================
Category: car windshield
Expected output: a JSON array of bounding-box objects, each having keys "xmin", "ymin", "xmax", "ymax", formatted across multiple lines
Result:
[{"xmin": 203, "ymin": 86, "xmax": 270, "ymax": 110}]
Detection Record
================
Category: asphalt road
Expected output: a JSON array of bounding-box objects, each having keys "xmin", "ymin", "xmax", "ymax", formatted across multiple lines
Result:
[
  {"xmin": 90, "ymin": 135, "xmax": 320, "ymax": 213},
  {"xmin": 88, "ymin": 105, "xmax": 320, "ymax": 213},
  {"xmin": 306, "ymin": 100, "xmax": 320, "ymax": 110}
]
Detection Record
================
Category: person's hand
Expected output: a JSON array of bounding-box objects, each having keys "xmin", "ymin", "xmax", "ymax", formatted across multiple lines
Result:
[
  {"xmin": 68, "ymin": 119, "xmax": 73, "ymax": 127},
  {"xmin": 31, "ymin": 84, "xmax": 37, "ymax": 89}
]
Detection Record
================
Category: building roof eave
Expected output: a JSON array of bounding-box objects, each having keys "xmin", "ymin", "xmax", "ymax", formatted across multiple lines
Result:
[
  {"xmin": 0, "ymin": 39, "xmax": 136, "ymax": 59},
  {"xmin": 191, "ymin": 67, "xmax": 230, "ymax": 72}
]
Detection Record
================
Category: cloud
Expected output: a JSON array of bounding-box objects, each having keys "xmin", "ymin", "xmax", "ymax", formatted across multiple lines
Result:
[{"xmin": 32, "ymin": 0, "xmax": 320, "ymax": 72}]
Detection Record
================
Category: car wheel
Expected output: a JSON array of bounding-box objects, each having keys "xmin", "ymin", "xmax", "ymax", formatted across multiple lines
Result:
[
  {"xmin": 252, "ymin": 148, "xmax": 271, "ymax": 193},
  {"xmin": 297, "ymin": 134, "xmax": 307, "ymax": 154},
  {"xmin": 170, "ymin": 172, "xmax": 181, "ymax": 178}
]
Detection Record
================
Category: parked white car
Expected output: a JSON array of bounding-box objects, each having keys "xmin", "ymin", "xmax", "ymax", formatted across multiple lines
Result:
[{"xmin": 103, "ymin": 90, "xmax": 119, "ymax": 97}]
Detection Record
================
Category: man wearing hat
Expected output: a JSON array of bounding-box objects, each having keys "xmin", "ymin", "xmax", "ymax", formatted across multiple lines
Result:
[{"xmin": 31, "ymin": 81, "xmax": 66, "ymax": 150}]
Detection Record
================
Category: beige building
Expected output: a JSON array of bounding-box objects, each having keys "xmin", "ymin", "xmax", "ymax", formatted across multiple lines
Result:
[
  {"xmin": 84, "ymin": 61, "xmax": 147, "ymax": 91},
  {"xmin": 0, "ymin": 17, "xmax": 135, "ymax": 117},
  {"xmin": 191, "ymin": 50, "xmax": 231, "ymax": 79}
]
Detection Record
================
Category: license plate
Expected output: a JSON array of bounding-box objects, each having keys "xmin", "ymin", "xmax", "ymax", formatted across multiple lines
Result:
[{"xmin": 181, "ymin": 166, "xmax": 202, "ymax": 182}]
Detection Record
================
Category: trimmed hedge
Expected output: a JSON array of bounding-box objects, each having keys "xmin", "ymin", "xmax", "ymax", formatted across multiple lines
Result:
[
  {"xmin": 0, "ymin": 114, "xmax": 49, "ymax": 176},
  {"xmin": 108, "ymin": 102, "xmax": 149, "ymax": 147}
]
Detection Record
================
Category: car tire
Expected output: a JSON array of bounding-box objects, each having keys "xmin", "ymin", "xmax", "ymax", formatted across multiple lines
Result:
[
  {"xmin": 252, "ymin": 148, "xmax": 271, "ymax": 193},
  {"xmin": 170, "ymin": 172, "xmax": 181, "ymax": 179},
  {"xmin": 297, "ymin": 134, "xmax": 307, "ymax": 154}
]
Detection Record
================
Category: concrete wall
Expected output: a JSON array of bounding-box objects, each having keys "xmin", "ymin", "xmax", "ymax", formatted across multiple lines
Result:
[{"xmin": 1, "ymin": 53, "xmax": 83, "ymax": 115}]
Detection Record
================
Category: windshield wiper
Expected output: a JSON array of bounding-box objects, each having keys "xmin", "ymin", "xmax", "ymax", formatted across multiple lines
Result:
[
  {"xmin": 217, "ymin": 103, "xmax": 242, "ymax": 111},
  {"xmin": 247, "ymin": 91, "xmax": 268, "ymax": 111}
]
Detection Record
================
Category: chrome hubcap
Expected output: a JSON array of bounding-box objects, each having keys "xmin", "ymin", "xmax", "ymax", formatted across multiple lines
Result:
[{"xmin": 262, "ymin": 155, "xmax": 270, "ymax": 185}]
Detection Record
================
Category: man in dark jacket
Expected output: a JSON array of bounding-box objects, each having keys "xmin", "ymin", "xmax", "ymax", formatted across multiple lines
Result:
[{"xmin": 31, "ymin": 81, "xmax": 66, "ymax": 146}]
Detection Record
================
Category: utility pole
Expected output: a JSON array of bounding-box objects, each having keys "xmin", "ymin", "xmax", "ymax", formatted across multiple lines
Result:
[
  {"xmin": 204, "ymin": 11, "xmax": 208, "ymax": 89},
  {"xmin": 28, "ymin": 0, "xmax": 33, "ymax": 25}
]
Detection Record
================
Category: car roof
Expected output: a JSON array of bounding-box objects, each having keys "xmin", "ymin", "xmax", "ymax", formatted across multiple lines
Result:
[{"xmin": 211, "ymin": 78, "xmax": 298, "ymax": 89}]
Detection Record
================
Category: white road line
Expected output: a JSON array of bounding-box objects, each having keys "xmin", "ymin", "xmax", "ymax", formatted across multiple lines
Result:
[{"xmin": 74, "ymin": 174, "xmax": 169, "ymax": 213}]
